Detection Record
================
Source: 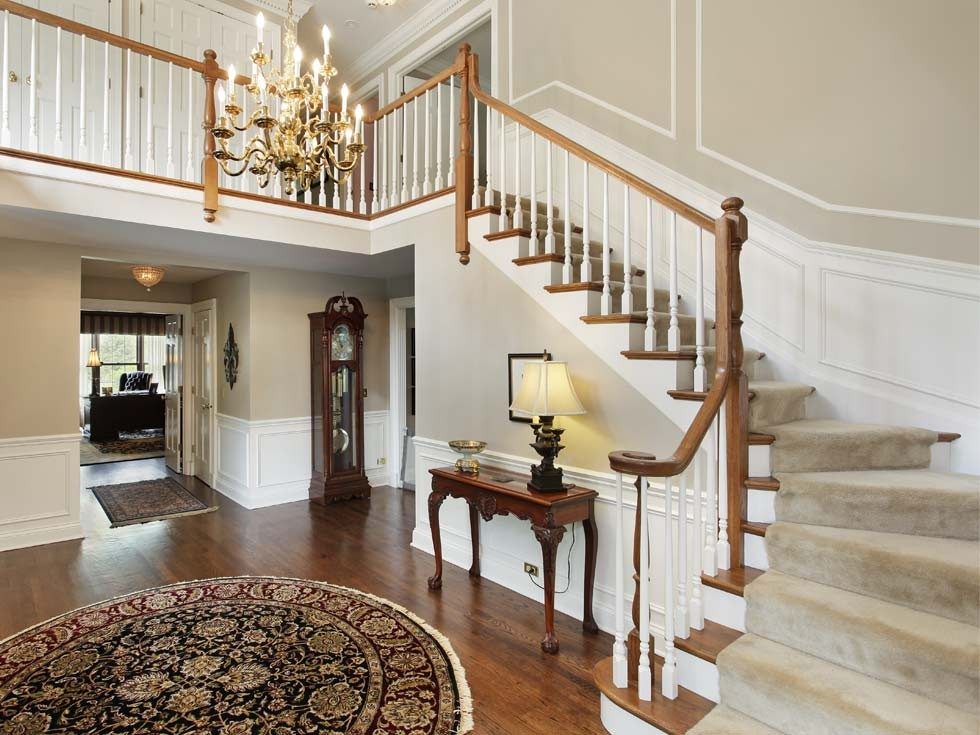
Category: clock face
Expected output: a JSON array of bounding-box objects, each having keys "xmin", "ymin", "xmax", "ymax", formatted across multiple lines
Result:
[{"xmin": 331, "ymin": 324, "xmax": 354, "ymax": 361}]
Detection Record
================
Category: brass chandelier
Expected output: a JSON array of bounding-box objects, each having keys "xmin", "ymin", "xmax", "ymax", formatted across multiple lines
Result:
[{"xmin": 211, "ymin": 0, "xmax": 365, "ymax": 195}]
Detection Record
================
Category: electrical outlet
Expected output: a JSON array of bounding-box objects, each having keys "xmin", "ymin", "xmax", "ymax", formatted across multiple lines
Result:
[{"xmin": 523, "ymin": 562, "xmax": 540, "ymax": 578}]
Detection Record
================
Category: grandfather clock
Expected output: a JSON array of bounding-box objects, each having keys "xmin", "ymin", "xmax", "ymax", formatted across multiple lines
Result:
[{"xmin": 309, "ymin": 294, "xmax": 371, "ymax": 503}]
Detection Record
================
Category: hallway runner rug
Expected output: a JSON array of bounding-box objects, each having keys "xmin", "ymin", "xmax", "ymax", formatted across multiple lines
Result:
[
  {"xmin": 89, "ymin": 478, "xmax": 218, "ymax": 527},
  {"xmin": 0, "ymin": 577, "xmax": 474, "ymax": 734},
  {"xmin": 80, "ymin": 430, "xmax": 166, "ymax": 466}
]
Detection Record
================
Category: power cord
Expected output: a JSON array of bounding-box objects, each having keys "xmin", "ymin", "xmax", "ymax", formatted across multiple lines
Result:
[{"xmin": 526, "ymin": 522, "xmax": 576, "ymax": 594}]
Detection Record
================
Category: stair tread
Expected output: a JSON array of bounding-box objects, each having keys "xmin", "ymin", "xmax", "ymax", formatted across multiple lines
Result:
[
  {"xmin": 719, "ymin": 634, "xmax": 980, "ymax": 735},
  {"xmin": 700, "ymin": 566, "xmax": 765, "ymax": 597},
  {"xmin": 746, "ymin": 570, "xmax": 980, "ymax": 711},
  {"xmin": 745, "ymin": 476, "xmax": 780, "ymax": 491},
  {"xmin": 741, "ymin": 520, "xmax": 769, "ymax": 536},
  {"xmin": 675, "ymin": 620, "xmax": 742, "ymax": 664},
  {"xmin": 668, "ymin": 390, "xmax": 708, "ymax": 401},
  {"xmin": 688, "ymin": 705, "xmax": 782, "ymax": 735},
  {"xmin": 593, "ymin": 656, "xmax": 713, "ymax": 735},
  {"xmin": 767, "ymin": 521, "xmax": 979, "ymax": 625},
  {"xmin": 774, "ymin": 468, "xmax": 980, "ymax": 540},
  {"xmin": 622, "ymin": 350, "xmax": 697, "ymax": 360}
]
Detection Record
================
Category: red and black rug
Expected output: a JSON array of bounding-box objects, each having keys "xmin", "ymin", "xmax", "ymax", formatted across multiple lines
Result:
[{"xmin": 0, "ymin": 577, "xmax": 473, "ymax": 734}]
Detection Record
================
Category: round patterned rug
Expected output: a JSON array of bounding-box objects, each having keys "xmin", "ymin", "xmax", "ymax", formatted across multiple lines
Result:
[{"xmin": 0, "ymin": 577, "xmax": 473, "ymax": 734}]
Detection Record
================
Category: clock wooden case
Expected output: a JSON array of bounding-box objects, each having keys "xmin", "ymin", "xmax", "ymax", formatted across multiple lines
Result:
[{"xmin": 309, "ymin": 295, "xmax": 371, "ymax": 503}]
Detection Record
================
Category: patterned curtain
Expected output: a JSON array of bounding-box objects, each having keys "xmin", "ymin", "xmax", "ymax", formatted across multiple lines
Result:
[{"xmin": 80, "ymin": 311, "xmax": 167, "ymax": 336}]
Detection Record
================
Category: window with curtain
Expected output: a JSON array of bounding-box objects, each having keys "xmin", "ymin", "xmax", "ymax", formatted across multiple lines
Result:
[{"xmin": 79, "ymin": 333, "xmax": 168, "ymax": 396}]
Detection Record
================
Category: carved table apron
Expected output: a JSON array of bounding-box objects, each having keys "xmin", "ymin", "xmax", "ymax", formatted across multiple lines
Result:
[{"xmin": 427, "ymin": 466, "xmax": 599, "ymax": 653}]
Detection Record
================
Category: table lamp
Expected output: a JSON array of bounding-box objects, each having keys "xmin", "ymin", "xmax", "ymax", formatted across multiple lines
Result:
[
  {"xmin": 509, "ymin": 358, "xmax": 586, "ymax": 492},
  {"xmin": 86, "ymin": 347, "xmax": 102, "ymax": 397}
]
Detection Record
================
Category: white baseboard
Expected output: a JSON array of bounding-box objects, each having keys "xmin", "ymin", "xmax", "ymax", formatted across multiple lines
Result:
[
  {"xmin": 0, "ymin": 434, "xmax": 83, "ymax": 551},
  {"xmin": 215, "ymin": 411, "xmax": 390, "ymax": 509}
]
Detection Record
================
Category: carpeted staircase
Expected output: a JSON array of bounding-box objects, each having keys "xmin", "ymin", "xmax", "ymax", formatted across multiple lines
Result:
[{"xmin": 690, "ymin": 380, "xmax": 980, "ymax": 734}]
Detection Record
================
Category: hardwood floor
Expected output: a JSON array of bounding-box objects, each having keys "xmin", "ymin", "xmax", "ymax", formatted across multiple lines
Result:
[{"xmin": 0, "ymin": 459, "xmax": 612, "ymax": 734}]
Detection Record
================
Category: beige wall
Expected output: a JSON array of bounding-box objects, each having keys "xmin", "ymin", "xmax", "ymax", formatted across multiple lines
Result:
[
  {"xmin": 342, "ymin": 0, "xmax": 978, "ymax": 264},
  {"xmin": 248, "ymin": 268, "xmax": 390, "ymax": 420},
  {"xmin": 0, "ymin": 240, "xmax": 81, "ymax": 439},
  {"xmin": 193, "ymin": 272, "xmax": 252, "ymax": 420},
  {"xmin": 415, "ymin": 210, "xmax": 680, "ymax": 473},
  {"xmin": 82, "ymin": 276, "xmax": 194, "ymax": 304}
]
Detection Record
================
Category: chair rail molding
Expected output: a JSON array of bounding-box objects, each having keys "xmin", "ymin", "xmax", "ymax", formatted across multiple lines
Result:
[{"xmin": 0, "ymin": 434, "xmax": 83, "ymax": 552}]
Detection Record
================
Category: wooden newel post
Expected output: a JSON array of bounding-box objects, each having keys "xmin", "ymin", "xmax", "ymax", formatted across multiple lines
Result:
[
  {"xmin": 720, "ymin": 196, "xmax": 748, "ymax": 568},
  {"xmin": 202, "ymin": 49, "xmax": 219, "ymax": 223},
  {"xmin": 454, "ymin": 43, "xmax": 474, "ymax": 264}
]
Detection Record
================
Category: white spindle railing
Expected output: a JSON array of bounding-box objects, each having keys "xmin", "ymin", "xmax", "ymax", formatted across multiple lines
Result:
[
  {"xmin": 28, "ymin": 19, "xmax": 37, "ymax": 152},
  {"xmin": 637, "ymin": 476, "xmax": 652, "ymax": 701},
  {"xmin": 581, "ymin": 162, "xmax": 591, "ymax": 281},
  {"xmin": 717, "ymin": 408, "xmax": 731, "ymax": 570},
  {"xmin": 78, "ymin": 35, "xmax": 88, "ymax": 161},
  {"xmin": 667, "ymin": 210, "xmax": 680, "ymax": 351},
  {"xmin": 423, "ymin": 88, "xmax": 431, "ymax": 196},
  {"xmin": 381, "ymin": 116, "xmax": 389, "ymax": 209},
  {"xmin": 544, "ymin": 141, "xmax": 555, "ymax": 254},
  {"xmin": 704, "ymin": 420, "xmax": 719, "ymax": 576},
  {"xmin": 622, "ymin": 184, "xmax": 633, "ymax": 314},
  {"xmin": 562, "ymin": 149, "xmax": 572, "ymax": 283},
  {"xmin": 484, "ymin": 107, "xmax": 494, "ymax": 207},
  {"xmin": 370, "ymin": 120, "xmax": 378, "ymax": 213},
  {"xmin": 498, "ymin": 108, "xmax": 506, "ymax": 230},
  {"xmin": 690, "ymin": 451, "xmax": 705, "ymax": 630},
  {"xmin": 53, "ymin": 27, "xmax": 63, "ymax": 156},
  {"xmin": 471, "ymin": 99, "xmax": 480, "ymax": 208},
  {"xmin": 104, "ymin": 43, "xmax": 112, "ymax": 165},
  {"xmin": 613, "ymin": 472, "xmax": 628, "ymax": 688},
  {"xmin": 447, "ymin": 80, "xmax": 455, "ymax": 186},
  {"xmin": 435, "ymin": 83, "xmax": 443, "ymax": 190},
  {"xmin": 513, "ymin": 121, "xmax": 522, "ymax": 229},
  {"xmin": 644, "ymin": 199, "xmax": 656, "ymax": 350},
  {"xmin": 694, "ymin": 228, "xmax": 707, "ymax": 390},
  {"xmin": 600, "ymin": 172, "xmax": 611, "ymax": 315},
  {"xmin": 411, "ymin": 96, "xmax": 419, "ymax": 200},
  {"xmin": 1, "ymin": 11, "xmax": 10, "ymax": 147},
  {"xmin": 676, "ymin": 469, "xmax": 690, "ymax": 640},
  {"xmin": 662, "ymin": 474, "xmax": 678, "ymax": 699},
  {"xmin": 529, "ymin": 131, "xmax": 537, "ymax": 246},
  {"xmin": 166, "ymin": 62, "xmax": 175, "ymax": 178},
  {"xmin": 145, "ymin": 56, "xmax": 155, "ymax": 175}
]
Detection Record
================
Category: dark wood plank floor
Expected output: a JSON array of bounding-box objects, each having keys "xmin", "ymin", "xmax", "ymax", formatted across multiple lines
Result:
[{"xmin": 0, "ymin": 459, "xmax": 612, "ymax": 734}]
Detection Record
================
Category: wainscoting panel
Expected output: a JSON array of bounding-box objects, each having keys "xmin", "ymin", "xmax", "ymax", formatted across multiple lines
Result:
[
  {"xmin": 0, "ymin": 434, "xmax": 83, "ymax": 551},
  {"xmin": 412, "ymin": 437, "xmax": 697, "ymax": 645},
  {"xmin": 215, "ymin": 412, "xmax": 390, "ymax": 508}
]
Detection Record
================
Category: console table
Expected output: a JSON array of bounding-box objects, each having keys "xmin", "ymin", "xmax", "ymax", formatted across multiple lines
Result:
[
  {"xmin": 427, "ymin": 465, "xmax": 599, "ymax": 653},
  {"xmin": 84, "ymin": 393, "xmax": 165, "ymax": 442}
]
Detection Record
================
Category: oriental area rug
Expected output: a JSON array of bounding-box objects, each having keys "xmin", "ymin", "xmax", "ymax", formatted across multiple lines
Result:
[
  {"xmin": 89, "ymin": 478, "xmax": 217, "ymax": 527},
  {"xmin": 0, "ymin": 577, "xmax": 474, "ymax": 734}
]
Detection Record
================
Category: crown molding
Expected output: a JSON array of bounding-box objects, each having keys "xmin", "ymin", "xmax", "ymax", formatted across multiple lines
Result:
[
  {"xmin": 243, "ymin": 0, "xmax": 313, "ymax": 21},
  {"xmin": 346, "ymin": 0, "xmax": 473, "ymax": 85}
]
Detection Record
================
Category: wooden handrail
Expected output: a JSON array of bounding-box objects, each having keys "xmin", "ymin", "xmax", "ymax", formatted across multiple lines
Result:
[
  {"xmin": 368, "ymin": 62, "xmax": 461, "ymax": 123},
  {"xmin": 0, "ymin": 0, "xmax": 204, "ymax": 72},
  {"xmin": 467, "ymin": 59, "xmax": 713, "ymax": 231}
]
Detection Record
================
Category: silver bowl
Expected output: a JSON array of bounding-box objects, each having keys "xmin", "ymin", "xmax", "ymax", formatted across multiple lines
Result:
[{"xmin": 448, "ymin": 440, "xmax": 487, "ymax": 474}]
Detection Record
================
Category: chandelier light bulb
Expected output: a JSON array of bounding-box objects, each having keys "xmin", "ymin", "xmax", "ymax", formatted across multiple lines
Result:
[
  {"xmin": 293, "ymin": 45, "xmax": 302, "ymax": 77},
  {"xmin": 227, "ymin": 64, "xmax": 236, "ymax": 89},
  {"xmin": 341, "ymin": 83, "xmax": 349, "ymax": 116},
  {"xmin": 217, "ymin": 82, "xmax": 226, "ymax": 106},
  {"xmin": 322, "ymin": 25, "xmax": 331, "ymax": 56},
  {"xmin": 256, "ymin": 12, "xmax": 264, "ymax": 32},
  {"xmin": 312, "ymin": 58, "xmax": 322, "ymax": 79}
]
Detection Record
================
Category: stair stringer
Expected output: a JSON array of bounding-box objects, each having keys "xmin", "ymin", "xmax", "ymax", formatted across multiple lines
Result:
[{"xmin": 469, "ymin": 213, "xmax": 703, "ymax": 438}]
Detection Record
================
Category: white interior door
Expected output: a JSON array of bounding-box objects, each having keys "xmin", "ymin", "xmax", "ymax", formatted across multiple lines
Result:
[
  {"xmin": 164, "ymin": 313, "xmax": 183, "ymax": 472},
  {"xmin": 192, "ymin": 305, "xmax": 214, "ymax": 486}
]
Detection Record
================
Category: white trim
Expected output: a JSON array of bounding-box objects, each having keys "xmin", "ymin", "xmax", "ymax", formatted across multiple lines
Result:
[
  {"xmin": 507, "ymin": 0, "xmax": 676, "ymax": 140},
  {"xmin": 0, "ymin": 433, "xmax": 82, "ymax": 447},
  {"xmin": 192, "ymin": 298, "xmax": 218, "ymax": 487},
  {"xmin": 388, "ymin": 296, "xmax": 415, "ymax": 487},
  {"xmin": 347, "ymin": 0, "xmax": 480, "ymax": 87},
  {"xmin": 693, "ymin": 0, "xmax": 979, "ymax": 229}
]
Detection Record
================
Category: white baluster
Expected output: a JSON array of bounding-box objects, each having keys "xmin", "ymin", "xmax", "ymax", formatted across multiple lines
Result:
[
  {"xmin": 662, "ymin": 476, "xmax": 678, "ymax": 699},
  {"xmin": 512, "ymin": 122, "xmax": 523, "ymax": 228},
  {"xmin": 401, "ymin": 105, "xmax": 409, "ymax": 202},
  {"xmin": 333, "ymin": 143, "xmax": 341, "ymax": 209},
  {"xmin": 600, "ymin": 173, "xmax": 612, "ymax": 315},
  {"xmin": 435, "ymin": 83, "xmax": 443, "ymax": 189},
  {"xmin": 239, "ymin": 85, "xmax": 248, "ymax": 191},
  {"xmin": 498, "ymin": 109, "xmax": 507, "ymax": 229},
  {"xmin": 529, "ymin": 131, "xmax": 537, "ymax": 248},
  {"xmin": 78, "ymin": 35, "xmax": 88, "ymax": 161},
  {"xmin": 369, "ymin": 121, "xmax": 378, "ymax": 213},
  {"xmin": 359, "ymin": 136, "xmax": 368, "ymax": 214},
  {"xmin": 411, "ymin": 96, "xmax": 420, "ymax": 199},
  {"xmin": 691, "ymin": 450, "xmax": 705, "ymax": 629},
  {"xmin": 544, "ymin": 141, "xmax": 555, "ymax": 254},
  {"xmin": 612, "ymin": 472, "xmax": 628, "ymax": 688},
  {"xmin": 145, "ymin": 56, "xmax": 155, "ymax": 174},
  {"xmin": 704, "ymin": 418, "xmax": 719, "ymax": 576},
  {"xmin": 562, "ymin": 150, "xmax": 572, "ymax": 283},
  {"xmin": 184, "ymin": 66, "xmax": 193, "ymax": 180},
  {"xmin": 668, "ymin": 210, "xmax": 680, "ymax": 350},
  {"xmin": 448, "ymin": 81, "xmax": 455, "ymax": 186},
  {"xmin": 484, "ymin": 107, "xmax": 494, "ymax": 207},
  {"xmin": 644, "ymin": 199, "xmax": 657, "ymax": 349},
  {"xmin": 54, "ymin": 27, "xmax": 63, "ymax": 156},
  {"xmin": 318, "ymin": 162, "xmax": 327, "ymax": 206},
  {"xmin": 1, "ymin": 11, "xmax": 10, "ymax": 147},
  {"xmin": 166, "ymin": 62, "xmax": 175, "ymax": 178},
  {"xmin": 123, "ymin": 49, "xmax": 135, "ymax": 170},
  {"xmin": 390, "ymin": 109, "xmax": 398, "ymax": 206},
  {"xmin": 676, "ymin": 470, "xmax": 690, "ymax": 639},
  {"xmin": 471, "ymin": 99, "xmax": 480, "ymax": 208},
  {"xmin": 717, "ymin": 407, "xmax": 731, "ymax": 570},
  {"xmin": 423, "ymin": 88, "xmax": 431, "ymax": 195},
  {"xmin": 346, "ymin": 165, "xmax": 355, "ymax": 211},
  {"xmin": 622, "ymin": 184, "xmax": 633, "ymax": 314},
  {"xmin": 381, "ymin": 115, "xmax": 389, "ymax": 209},
  {"xmin": 638, "ymin": 476, "xmax": 652, "ymax": 701},
  {"xmin": 103, "ymin": 43, "xmax": 112, "ymax": 165},
  {"xmin": 581, "ymin": 162, "xmax": 591, "ymax": 281},
  {"xmin": 694, "ymin": 227, "xmax": 708, "ymax": 391},
  {"xmin": 28, "ymin": 19, "xmax": 37, "ymax": 152}
]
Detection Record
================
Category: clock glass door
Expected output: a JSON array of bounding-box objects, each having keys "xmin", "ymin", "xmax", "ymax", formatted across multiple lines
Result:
[{"xmin": 330, "ymin": 364, "xmax": 358, "ymax": 473}]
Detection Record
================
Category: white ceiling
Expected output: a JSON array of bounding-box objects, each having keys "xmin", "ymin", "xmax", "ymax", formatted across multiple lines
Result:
[
  {"xmin": 298, "ymin": 0, "xmax": 432, "ymax": 77},
  {"xmin": 81, "ymin": 259, "xmax": 231, "ymax": 284}
]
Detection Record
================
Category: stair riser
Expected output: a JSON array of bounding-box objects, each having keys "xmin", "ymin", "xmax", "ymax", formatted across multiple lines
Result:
[
  {"xmin": 676, "ymin": 647, "xmax": 720, "ymax": 702},
  {"xmin": 747, "ymin": 488, "xmax": 775, "ymax": 524},
  {"xmin": 701, "ymin": 584, "xmax": 747, "ymax": 633},
  {"xmin": 748, "ymin": 444, "xmax": 770, "ymax": 477},
  {"xmin": 744, "ymin": 534, "xmax": 768, "ymax": 570},
  {"xmin": 748, "ymin": 391, "xmax": 810, "ymax": 431}
]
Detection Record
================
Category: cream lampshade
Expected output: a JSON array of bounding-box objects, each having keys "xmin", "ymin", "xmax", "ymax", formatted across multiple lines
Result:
[
  {"xmin": 86, "ymin": 347, "xmax": 102, "ymax": 397},
  {"xmin": 509, "ymin": 360, "xmax": 586, "ymax": 492}
]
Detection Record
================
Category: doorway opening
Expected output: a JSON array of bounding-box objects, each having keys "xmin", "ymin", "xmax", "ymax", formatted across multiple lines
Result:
[{"xmin": 389, "ymin": 296, "xmax": 415, "ymax": 489}]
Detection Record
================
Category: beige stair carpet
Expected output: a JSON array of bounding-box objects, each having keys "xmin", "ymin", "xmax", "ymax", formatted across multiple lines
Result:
[
  {"xmin": 716, "ymin": 634, "xmax": 979, "ymax": 735},
  {"xmin": 766, "ymin": 419, "xmax": 937, "ymax": 472},
  {"xmin": 775, "ymin": 469, "xmax": 980, "ymax": 540},
  {"xmin": 745, "ymin": 570, "xmax": 980, "ymax": 713},
  {"xmin": 748, "ymin": 381, "xmax": 814, "ymax": 430},
  {"xmin": 688, "ymin": 704, "xmax": 781, "ymax": 734}
]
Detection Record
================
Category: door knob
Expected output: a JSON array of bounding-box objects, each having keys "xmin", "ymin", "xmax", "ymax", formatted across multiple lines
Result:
[
  {"xmin": 25, "ymin": 75, "xmax": 31, "ymax": 85},
  {"xmin": 7, "ymin": 71, "xmax": 17, "ymax": 83}
]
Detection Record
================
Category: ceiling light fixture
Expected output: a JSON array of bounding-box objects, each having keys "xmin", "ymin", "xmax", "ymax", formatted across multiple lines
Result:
[
  {"xmin": 366, "ymin": 0, "xmax": 397, "ymax": 8},
  {"xmin": 131, "ymin": 265, "xmax": 166, "ymax": 291}
]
